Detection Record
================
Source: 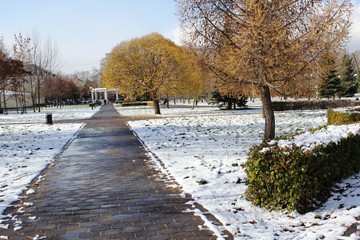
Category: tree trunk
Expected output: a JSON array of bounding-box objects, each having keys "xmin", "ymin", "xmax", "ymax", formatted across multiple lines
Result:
[
  {"xmin": 2, "ymin": 90, "xmax": 7, "ymax": 114},
  {"xmin": 0, "ymin": 89, "xmax": 3, "ymax": 109},
  {"xmin": 260, "ymin": 84, "xmax": 275, "ymax": 140},
  {"xmin": 37, "ymin": 78, "xmax": 41, "ymax": 112},
  {"xmin": 15, "ymin": 92, "xmax": 19, "ymax": 114},
  {"xmin": 21, "ymin": 83, "xmax": 27, "ymax": 114},
  {"xmin": 29, "ymin": 76, "xmax": 36, "ymax": 112},
  {"xmin": 152, "ymin": 98, "xmax": 161, "ymax": 114},
  {"xmin": 226, "ymin": 100, "xmax": 232, "ymax": 110}
]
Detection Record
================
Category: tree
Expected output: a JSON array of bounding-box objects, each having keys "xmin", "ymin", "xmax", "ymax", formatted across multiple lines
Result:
[
  {"xmin": 42, "ymin": 74, "xmax": 80, "ymax": 106},
  {"xmin": 169, "ymin": 48, "xmax": 204, "ymax": 108},
  {"xmin": 0, "ymin": 38, "xmax": 10, "ymax": 113},
  {"xmin": 12, "ymin": 31, "xmax": 60, "ymax": 112},
  {"xmin": 318, "ymin": 49, "xmax": 343, "ymax": 99},
  {"xmin": 175, "ymin": 0, "xmax": 352, "ymax": 139},
  {"xmin": 62, "ymin": 79, "xmax": 80, "ymax": 103},
  {"xmin": 318, "ymin": 69, "xmax": 342, "ymax": 99},
  {"xmin": 211, "ymin": 89, "xmax": 247, "ymax": 110},
  {"xmin": 339, "ymin": 53, "xmax": 358, "ymax": 97},
  {"xmin": 0, "ymin": 38, "xmax": 26, "ymax": 113},
  {"xmin": 31, "ymin": 31, "xmax": 60, "ymax": 112},
  {"xmin": 352, "ymin": 50, "xmax": 360, "ymax": 73},
  {"xmin": 73, "ymin": 69, "xmax": 100, "ymax": 100},
  {"xmin": 101, "ymin": 33, "xmax": 204, "ymax": 114},
  {"xmin": 13, "ymin": 33, "xmax": 32, "ymax": 113}
]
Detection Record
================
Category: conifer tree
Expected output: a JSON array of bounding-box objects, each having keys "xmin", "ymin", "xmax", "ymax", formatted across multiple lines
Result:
[
  {"xmin": 339, "ymin": 54, "xmax": 358, "ymax": 97},
  {"xmin": 319, "ymin": 69, "xmax": 342, "ymax": 99},
  {"xmin": 318, "ymin": 51, "xmax": 342, "ymax": 99}
]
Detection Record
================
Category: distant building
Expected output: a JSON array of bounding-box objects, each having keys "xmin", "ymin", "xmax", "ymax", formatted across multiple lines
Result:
[{"xmin": 0, "ymin": 90, "xmax": 44, "ymax": 109}]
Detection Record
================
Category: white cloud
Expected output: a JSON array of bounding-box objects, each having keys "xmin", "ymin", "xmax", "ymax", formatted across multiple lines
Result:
[
  {"xmin": 348, "ymin": 1, "xmax": 360, "ymax": 52},
  {"xmin": 165, "ymin": 26, "xmax": 185, "ymax": 46}
]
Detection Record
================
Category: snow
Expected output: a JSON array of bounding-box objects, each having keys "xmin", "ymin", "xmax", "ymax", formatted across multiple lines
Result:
[
  {"xmin": 0, "ymin": 105, "xmax": 98, "ymax": 221},
  {"xmin": 116, "ymin": 104, "xmax": 262, "ymax": 117},
  {"xmin": 121, "ymin": 104, "xmax": 360, "ymax": 240},
  {"xmin": 335, "ymin": 106, "xmax": 360, "ymax": 114},
  {"xmin": 1, "ymin": 101, "xmax": 360, "ymax": 239},
  {"xmin": 275, "ymin": 124, "xmax": 360, "ymax": 152},
  {"xmin": 0, "ymin": 105, "xmax": 96, "ymax": 124}
]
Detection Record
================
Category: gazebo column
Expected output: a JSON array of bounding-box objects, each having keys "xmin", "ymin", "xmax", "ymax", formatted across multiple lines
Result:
[
  {"xmin": 104, "ymin": 90, "xmax": 108, "ymax": 102},
  {"xmin": 91, "ymin": 89, "xmax": 95, "ymax": 102}
]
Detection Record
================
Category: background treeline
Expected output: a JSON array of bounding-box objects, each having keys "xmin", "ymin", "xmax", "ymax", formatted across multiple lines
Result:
[{"xmin": 0, "ymin": 33, "xmax": 99, "ymax": 114}]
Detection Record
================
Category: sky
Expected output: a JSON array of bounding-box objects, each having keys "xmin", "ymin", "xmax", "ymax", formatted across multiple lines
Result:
[{"xmin": 1, "ymin": 0, "xmax": 360, "ymax": 75}]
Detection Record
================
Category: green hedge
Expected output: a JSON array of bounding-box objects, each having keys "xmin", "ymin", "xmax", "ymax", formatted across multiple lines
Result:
[
  {"xmin": 272, "ymin": 100, "xmax": 360, "ymax": 111},
  {"xmin": 120, "ymin": 101, "xmax": 152, "ymax": 107},
  {"xmin": 244, "ymin": 132, "xmax": 360, "ymax": 213},
  {"xmin": 328, "ymin": 108, "xmax": 360, "ymax": 125}
]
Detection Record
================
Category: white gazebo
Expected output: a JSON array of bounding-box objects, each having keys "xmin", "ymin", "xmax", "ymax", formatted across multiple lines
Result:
[{"xmin": 90, "ymin": 87, "xmax": 119, "ymax": 103}]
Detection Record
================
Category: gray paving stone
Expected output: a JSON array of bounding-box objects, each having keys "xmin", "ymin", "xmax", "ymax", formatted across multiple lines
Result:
[
  {"xmin": 147, "ymin": 235, "xmax": 172, "ymax": 240},
  {"xmin": 0, "ymin": 105, "xmax": 232, "ymax": 239},
  {"xmin": 56, "ymin": 233, "xmax": 79, "ymax": 240}
]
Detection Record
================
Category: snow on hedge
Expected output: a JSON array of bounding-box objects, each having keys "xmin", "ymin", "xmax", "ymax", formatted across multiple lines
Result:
[{"xmin": 269, "ymin": 124, "xmax": 360, "ymax": 152}]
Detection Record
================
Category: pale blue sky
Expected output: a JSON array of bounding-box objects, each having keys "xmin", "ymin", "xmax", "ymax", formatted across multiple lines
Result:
[
  {"xmin": 1, "ymin": 0, "xmax": 360, "ymax": 74},
  {"xmin": 1, "ymin": 0, "xmax": 181, "ymax": 74}
]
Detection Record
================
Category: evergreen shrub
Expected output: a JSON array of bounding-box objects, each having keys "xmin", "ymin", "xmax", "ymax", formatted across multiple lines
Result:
[
  {"xmin": 245, "ymin": 129, "xmax": 360, "ymax": 214},
  {"xmin": 272, "ymin": 100, "xmax": 360, "ymax": 111},
  {"xmin": 120, "ymin": 101, "xmax": 152, "ymax": 107},
  {"xmin": 328, "ymin": 108, "xmax": 360, "ymax": 125}
]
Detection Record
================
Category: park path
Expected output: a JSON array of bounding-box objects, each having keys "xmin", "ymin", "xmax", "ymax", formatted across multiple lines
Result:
[{"xmin": 0, "ymin": 104, "xmax": 232, "ymax": 239}]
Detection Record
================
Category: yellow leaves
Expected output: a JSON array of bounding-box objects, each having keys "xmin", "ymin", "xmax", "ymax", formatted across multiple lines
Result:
[
  {"xmin": 101, "ymin": 33, "xmax": 204, "ymax": 101},
  {"xmin": 177, "ymin": 0, "xmax": 352, "ymax": 96}
]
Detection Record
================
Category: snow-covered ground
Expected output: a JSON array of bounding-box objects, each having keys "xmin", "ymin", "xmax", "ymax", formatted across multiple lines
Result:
[
  {"xmin": 1, "ymin": 102, "xmax": 360, "ymax": 239},
  {"xmin": 117, "ymin": 104, "xmax": 360, "ymax": 240},
  {"xmin": 0, "ymin": 105, "xmax": 97, "ymax": 124},
  {"xmin": 0, "ymin": 105, "xmax": 98, "ymax": 221}
]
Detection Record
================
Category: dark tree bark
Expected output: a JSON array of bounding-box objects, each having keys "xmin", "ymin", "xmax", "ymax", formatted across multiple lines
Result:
[
  {"xmin": 152, "ymin": 98, "xmax": 161, "ymax": 115},
  {"xmin": 260, "ymin": 84, "xmax": 275, "ymax": 140}
]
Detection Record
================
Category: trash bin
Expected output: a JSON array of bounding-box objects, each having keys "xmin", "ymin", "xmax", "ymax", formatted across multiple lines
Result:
[{"xmin": 46, "ymin": 113, "xmax": 53, "ymax": 124}]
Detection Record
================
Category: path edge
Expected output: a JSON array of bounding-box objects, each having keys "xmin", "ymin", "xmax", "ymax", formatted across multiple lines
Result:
[{"xmin": 127, "ymin": 122, "xmax": 234, "ymax": 240}]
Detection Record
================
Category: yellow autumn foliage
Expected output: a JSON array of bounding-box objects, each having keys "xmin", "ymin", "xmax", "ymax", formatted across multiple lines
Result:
[
  {"xmin": 101, "ymin": 33, "xmax": 203, "ymax": 114},
  {"xmin": 176, "ymin": 0, "xmax": 352, "ymax": 139}
]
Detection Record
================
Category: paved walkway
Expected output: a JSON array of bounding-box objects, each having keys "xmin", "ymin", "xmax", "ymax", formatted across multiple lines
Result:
[{"xmin": 1, "ymin": 104, "xmax": 232, "ymax": 239}]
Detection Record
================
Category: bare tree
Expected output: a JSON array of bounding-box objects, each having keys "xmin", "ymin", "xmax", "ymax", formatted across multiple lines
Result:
[
  {"xmin": 176, "ymin": 0, "xmax": 352, "ymax": 139},
  {"xmin": 352, "ymin": 50, "xmax": 360, "ymax": 73},
  {"xmin": 13, "ymin": 33, "xmax": 32, "ymax": 113},
  {"xmin": 31, "ymin": 30, "xmax": 60, "ymax": 112},
  {"xmin": 0, "ymin": 37, "xmax": 9, "ymax": 113},
  {"xmin": 0, "ymin": 37, "xmax": 26, "ymax": 114},
  {"xmin": 73, "ymin": 69, "xmax": 100, "ymax": 100}
]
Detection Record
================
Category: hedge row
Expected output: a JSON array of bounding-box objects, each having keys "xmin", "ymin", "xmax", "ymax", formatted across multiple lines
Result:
[
  {"xmin": 120, "ymin": 101, "xmax": 152, "ymax": 107},
  {"xmin": 244, "ymin": 128, "xmax": 360, "ymax": 214},
  {"xmin": 272, "ymin": 100, "xmax": 360, "ymax": 111},
  {"xmin": 328, "ymin": 108, "xmax": 360, "ymax": 125}
]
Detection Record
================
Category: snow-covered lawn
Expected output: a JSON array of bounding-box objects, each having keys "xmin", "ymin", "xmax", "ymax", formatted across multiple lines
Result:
[
  {"xmin": 0, "ymin": 105, "xmax": 98, "ymax": 221},
  {"xmin": 120, "ymin": 105, "xmax": 360, "ymax": 240},
  {"xmin": 0, "ymin": 105, "xmax": 96, "ymax": 124},
  {"xmin": 115, "ymin": 104, "xmax": 262, "ymax": 117},
  {"xmin": 1, "ymin": 102, "xmax": 360, "ymax": 239}
]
